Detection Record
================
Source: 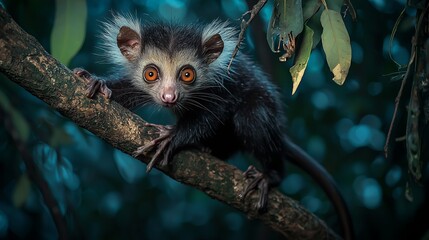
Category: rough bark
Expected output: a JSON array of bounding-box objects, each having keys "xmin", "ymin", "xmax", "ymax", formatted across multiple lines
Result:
[{"xmin": 0, "ymin": 7, "xmax": 339, "ymax": 239}]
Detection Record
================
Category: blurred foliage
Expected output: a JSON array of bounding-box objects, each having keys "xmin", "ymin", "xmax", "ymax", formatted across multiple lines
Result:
[
  {"xmin": 50, "ymin": 0, "xmax": 87, "ymax": 66},
  {"xmin": 0, "ymin": 0, "xmax": 428, "ymax": 240}
]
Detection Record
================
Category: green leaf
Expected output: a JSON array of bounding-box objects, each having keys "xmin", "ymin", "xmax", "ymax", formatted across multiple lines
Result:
[
  {"xmin": 307, "ymin": 7, "xmax": 323, "ymax": 48},
  {"xmin": 303, "ymin": 0, "xmax": 321, "ymax": 21},
  {"xmin": 12, "ymin": 174, "xmax": 31, "ymax": 208},
  {"xmin": 289, "ymin": 25, "xmax": 314, "ymax": 95},
  {"xmin": 0, "ymin": 88, "xmax": 12, "ymax": 111},
  {"xmin": 321, "ymin": 9, "xmax": 351, "ymax": 85},
  {"xmin": 50, "ymin": 0, "xmax": 87, "ymax": 66},
  {"xmin": 0, "ymin": 89, "xmax": 30, "ymax": 141},
  {"xmin": 10, "ymin": 110, "xmax": 30, "ymax": 141},
  {"xmin": 267, "ymin": 0, "xmax": 304, "ymax": 52},
  {"xmin": 49, "ymin": 126, "xmax": 74, "ymax": 148},
  {"xmin": 326, "ymin": 0, "xmax": 344, "ymax": 12}
]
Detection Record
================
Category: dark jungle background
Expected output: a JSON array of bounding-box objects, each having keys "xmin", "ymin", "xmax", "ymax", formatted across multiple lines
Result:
[{"xmin": 1, "ymin": 0, "xmax": 428, "ymax": 239}]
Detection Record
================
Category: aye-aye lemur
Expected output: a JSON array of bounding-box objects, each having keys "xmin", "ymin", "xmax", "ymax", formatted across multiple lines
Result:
[{"xmin": 73, "ymin": 14, "xmax": 353, "ymax": 239}]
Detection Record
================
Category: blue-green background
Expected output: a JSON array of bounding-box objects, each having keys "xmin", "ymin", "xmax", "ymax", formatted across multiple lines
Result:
[{"xmin": 1, "ymin": 0, "xmax": 428, "ymax": 239}]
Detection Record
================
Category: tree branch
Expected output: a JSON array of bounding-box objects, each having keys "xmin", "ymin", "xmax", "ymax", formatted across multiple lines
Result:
[{"xmin": 0, "ymin": 8, "xmax": 339, "ymax": 239}]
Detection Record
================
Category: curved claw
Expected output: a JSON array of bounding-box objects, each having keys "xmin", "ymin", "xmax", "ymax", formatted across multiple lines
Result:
[
  {"xmin": 145, "ymin": 122, "xmax": 173, "ymax": 135},
  {"xmin": 133, "ymin": 123, "xmax": 175, "ymax": 173},
  {"xmin": 73, "ymin": 68, "xmax": 112, "ymax": 99},
  {"xmin": 145, "ymin": 135, "xmax": 173, "ymax": 173},
  {"xmin": 241, "ymin": 165, "xmax": 270, "ymax": 212}
]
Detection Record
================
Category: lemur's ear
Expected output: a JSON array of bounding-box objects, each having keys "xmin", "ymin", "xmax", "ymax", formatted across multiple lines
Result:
[
  {"xmin": 117, "ymin": 26, "xmax": 141, "ymax": 61},
  {"xmin": 202, "ymin": 33, "xmax": 224, "ymax": 64}
]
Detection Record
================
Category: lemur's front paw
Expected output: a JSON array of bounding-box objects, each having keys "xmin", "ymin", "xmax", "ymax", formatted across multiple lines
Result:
[
  {"xmin": 73, "ymin": 68, "xmax": 112, "ymax": 99},
  {"xmin": 133, "ymin": 123, "xmax": 175, "ymax": 173}
]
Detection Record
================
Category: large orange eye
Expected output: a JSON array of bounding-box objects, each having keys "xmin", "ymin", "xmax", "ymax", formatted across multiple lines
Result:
[
  {"xmin": 143, "ymin": 66, "xmax": 159, "ymax": 82},
  {"xmin": 180, "ymin": 66, "xmax": 196, "ymax": 83}
]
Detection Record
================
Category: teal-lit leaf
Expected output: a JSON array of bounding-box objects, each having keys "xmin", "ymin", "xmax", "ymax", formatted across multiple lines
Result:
[
  {"xmin": 289, "ymin": 25, "xmax": 313, "ymax": 95},
  {"xmin": 406, "ymin": 83, "xmax": 422, "ymax": 181},
  {"xmin": 0, "ymin": 89, "xmax": 12, "ymax": 112},
  {"xmin": 33, "ymin": 143, "xmax": 58, "ymax": 171},
  {"xmin": 58, "ymin": 160, "xmax": 80, "ymax": 191},
  {"xmin": 12, "ymin": 174, "xmax": 31, "ymax": 207},
  {"xmin": 303, "ymin": 0, "xmax": 321, "ymax": 21},
  {"xmin": 321, "ymin": 9, "xmax": 351, "ymax": 85},
  {"xmin": 267, "ymin": 0, "xmax": 304, "ymax": 52},
  {"xmin": 50, "ymin": 0, "xmax": 87, "ymax": 66},
  {"xmin": 114, "ymin": 149, "xmax": 145, "ymax": 184}
]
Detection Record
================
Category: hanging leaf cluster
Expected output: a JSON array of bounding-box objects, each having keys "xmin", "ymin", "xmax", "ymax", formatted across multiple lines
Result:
[
  {"xmin": 267, "ymin": 0, "xmax": 354, "ymax": 94},
  {"xmin": 232, "ymin": 0, "xmax": 355, "ymax": 95}
]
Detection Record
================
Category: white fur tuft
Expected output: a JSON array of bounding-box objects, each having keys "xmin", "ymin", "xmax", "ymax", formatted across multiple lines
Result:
[
  {"xmin": 98, "ymin": 13, "xmax": 142, "ymax": 68},
  {"xmin": 202, "ymin": 20, "xmax": 238, "ymax": 74}
]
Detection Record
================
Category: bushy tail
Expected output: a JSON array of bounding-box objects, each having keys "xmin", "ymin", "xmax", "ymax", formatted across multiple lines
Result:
[{"xmin": 284, "ymin": 136, "xmax": 354, "ymax": 240}]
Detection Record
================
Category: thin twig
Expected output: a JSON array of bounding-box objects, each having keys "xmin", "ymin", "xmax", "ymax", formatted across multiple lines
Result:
[
  {"xmin": 245, "ymin": 0, "xmax": 274, "ymax": 75},
  {"xmin": 389, "ymin": 7, "xmax": 407, "ymax": 68},
  {"xmin": 344, "ymin": 0, "xmax": 357, "ymax": 20},
  {"xmin": 228, "ymin": 0, "xmax": 267, "ymax": 71},
  {"xmin": 384, "ymin": 50, "xmax": 415, "ymax": 157}
]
